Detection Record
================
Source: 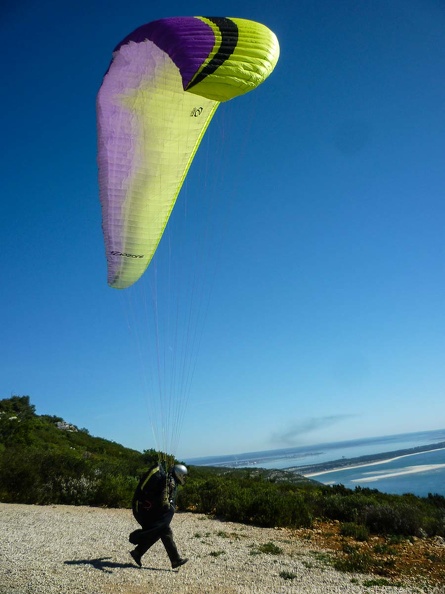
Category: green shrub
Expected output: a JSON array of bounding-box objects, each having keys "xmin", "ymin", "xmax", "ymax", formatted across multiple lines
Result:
[
  {"xmin": 364, "ymin": 503, "xmax": 423, "ymax": 536},
  {"xmin": 0, "ymin": 447, "xmax": 43, "ymax": 503},
  {"xmin": 372, "ymin": 543, "xmax": 398, "ymax": 556},
  {"xmin": 333, "ymin": 548, "xmax": 374, "ymax": 573},
  {"xmin": 257, "ymin": 542, "xmax": 283, "ymax": 555},
  {"xmin": 180, "ymin": 474, "xmax": 313, "ymax": 529},
  {"xmin": 336, "ymin": 542, "xmax": 396, "ymax": 576},
  {"xmin": 92, "ymin": 473, "xmax": 136, "ymax": 507},
  {"xmin": 340, "ymin": 522, "xmax": 369, "ymax": 541},
  {"xmin": 318, "ymin": 491, "xmax": 375, "ymax": 523}
]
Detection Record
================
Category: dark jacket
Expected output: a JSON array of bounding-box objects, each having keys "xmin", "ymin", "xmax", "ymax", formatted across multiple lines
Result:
[
  {"xmin": 132, "ymin": 465, "xmax": 177, "ymax": 521},
  {"xmin": 129, "ymin": 464, "xmax": 179, "ymax": 544}
]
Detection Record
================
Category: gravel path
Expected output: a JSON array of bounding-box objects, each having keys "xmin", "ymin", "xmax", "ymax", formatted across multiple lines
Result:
[{"xmin": 0, "ymin": 503, "xmax": 440, "ymax": 593}]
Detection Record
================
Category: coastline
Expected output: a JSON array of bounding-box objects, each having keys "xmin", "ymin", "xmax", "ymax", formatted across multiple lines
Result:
[
  {"xmin": 289, "ymin": 442, "xmax": 445, "ymax": 478},
  {"xmin": 304, "ymin": 446, "xmax": 445, "ymax": 478},
  {"xmin": 349, "ymin": 463, "xmax": 445, "ymax": 483}
]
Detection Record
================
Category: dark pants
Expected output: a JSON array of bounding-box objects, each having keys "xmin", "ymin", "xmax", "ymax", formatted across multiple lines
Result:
[{"xmin": 130, "ymin": 507, "xmax": 180, "ymax": 564}]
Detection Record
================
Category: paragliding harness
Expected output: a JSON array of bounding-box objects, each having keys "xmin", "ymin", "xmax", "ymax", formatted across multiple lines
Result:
[{"xmin": 132, "ymin": 463, "xmax": 176, "ymax": 516}]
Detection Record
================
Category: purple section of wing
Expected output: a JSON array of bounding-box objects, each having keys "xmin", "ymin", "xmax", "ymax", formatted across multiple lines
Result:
[
  {"xmin": 97, "ymin": 40, "xmax": 163, "ymax": 284},
  {"xmin": 113, "ymin": 17, "xmax": 216, "ymax": 89}
]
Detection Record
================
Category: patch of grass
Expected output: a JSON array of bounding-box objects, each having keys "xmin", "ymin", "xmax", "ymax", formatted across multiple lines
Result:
[
  {"xmin": 217, "ymin": 530, "xmax": 242, "ymax": 540},
  {"xmin": 342, "ymin": 543, "xmax": 359, "ymax": 555},
  {"xmin": 194, "ymin": 531, "xmax": 212, "ymax": 542},
  {"xmin": 209, "ymin": 550, "xmax": 225, "ymax": 557},
  {"xmin": 387, "ymin": 534, "xmax": 411, "ymax": 545},
  {"xmin": 333, "ymin": 549, "xmax": 374, "ymax": 573},
  {"xmin": 372, "ymin": 543, "xmax": 398, "ymax": 556},
  {"xmin": 334, "ymin": 545, "xmax": 396, "ymax": 576},
  {"xmin": 309, "ymin": 551, "xmax": 333, "ymax": 566},
  {"xmin": 363, "ymin": 578, "xmax": 404, "ymax": 588},
  {"xmin": 257, "ymin": 542, "xmax": 283, "ymax": 555},
  {"xmin": 340, "ymin": 522, "xmax": 369, "ymax": 541},
  {"xmin": 249, "ymin": 541, "xmax": 283, "ymax": 555},
  {"xmin": 279, "ymin": 570, "xmax": 298, "ymax": 580}
]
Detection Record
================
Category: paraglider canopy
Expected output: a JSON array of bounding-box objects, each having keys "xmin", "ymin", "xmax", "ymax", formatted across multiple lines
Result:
[
  {"xmin": 97, "ymin": 16, "xmax": 279, "ymax": 289},
  {"xmin": 96, "ymin": 16, "xmax": 279, "ymax": 461}
]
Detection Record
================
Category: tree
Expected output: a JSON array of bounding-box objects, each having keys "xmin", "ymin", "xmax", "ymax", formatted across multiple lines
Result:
[{"xmin": 0, "ymin": 395, "xmax": 36, "ymax": 446}]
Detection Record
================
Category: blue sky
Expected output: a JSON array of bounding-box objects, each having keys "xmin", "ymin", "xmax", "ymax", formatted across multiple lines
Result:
[{"xmin": 2, "ymin": 0, "xmax": 444, "ymax": 459}]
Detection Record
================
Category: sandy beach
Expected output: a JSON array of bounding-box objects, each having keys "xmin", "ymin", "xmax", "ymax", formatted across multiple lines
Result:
[
  {"xmin": 305, "ymin": 448, "xmax": 445, "ymax": 479},
  {"xmin": 0, "ymin": 503, "xmax": 442, "ymax": 594}
]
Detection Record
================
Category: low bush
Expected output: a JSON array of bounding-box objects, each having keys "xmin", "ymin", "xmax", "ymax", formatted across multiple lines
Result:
[
  {"xmin": 333, "ymin": 548, "xmax": 374, "ymax": 573},
  {"xmin": 340, "ymin": 522, "xmax": 369, "ymax": 541},
  {"xmin": 280, "ymin": 571, "xmax": 297, "ymax": 580},
  {"xmin": 364, "ymin": 502, "xmax": 424, "ymax": 536},
  {"xmin": 256, "ymin": 542, "xmax": 283, "ymax": 555},
  {"xmin": 180, "ymin": 474, "xmax": 313, "ymax": 529}
]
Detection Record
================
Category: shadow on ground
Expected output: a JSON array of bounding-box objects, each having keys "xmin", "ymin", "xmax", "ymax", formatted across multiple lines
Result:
[{"xmin": 64, "ymin": 557, "xmax": 171, "ymax": 573}]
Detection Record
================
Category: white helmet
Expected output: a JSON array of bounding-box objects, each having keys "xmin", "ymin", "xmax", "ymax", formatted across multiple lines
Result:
[{"xmin": 172, "ymin": 464, "xmax": 188, "ymax": 485}]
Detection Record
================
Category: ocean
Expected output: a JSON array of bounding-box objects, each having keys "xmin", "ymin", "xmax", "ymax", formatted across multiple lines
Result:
[
  {"xmin": 306, "ymin": 446, "xmax": 445, "ymax": 497},
  {"xmin": 186, "ymin": 428, "xmax": 445, "ymax": 497}
]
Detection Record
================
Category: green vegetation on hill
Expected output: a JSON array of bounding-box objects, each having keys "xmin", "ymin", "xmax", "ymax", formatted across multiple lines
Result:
[
  {"xmin": 0, "ymin": 395, "xmax": 153, "ymax": 507},
  {"xmin": 179, "ymin": 465, "xmax": 445, "ymax": 537},
  {"xmin": 1, "ymin": 396, "xmax": 444, "ymax": 540}
]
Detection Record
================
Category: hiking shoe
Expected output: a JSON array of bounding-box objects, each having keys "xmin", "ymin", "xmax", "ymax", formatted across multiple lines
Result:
[
  {"xmin": 172, "ymin": 557, "xmax": 188, "ymax": 569},
  {"xmin": 130, "ymin": 549, "xmax": 142, "ymax": 567}
]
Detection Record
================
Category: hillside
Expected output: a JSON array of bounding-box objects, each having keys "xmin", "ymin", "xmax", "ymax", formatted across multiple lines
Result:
[
  {"xmin": 0, "ymin": 395, "xmax": 316, "ymax": 507},
  {"xmin": 1, "ymin": 395, "xmax": 445, "ymax": 588},
  {"xmin": 1, "ymin": 395, "xmax": 444, "ymax": 533},
  {"xmin": 0, "ymin": 395, "xmax": 143, "ymax": 460}
]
